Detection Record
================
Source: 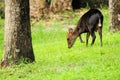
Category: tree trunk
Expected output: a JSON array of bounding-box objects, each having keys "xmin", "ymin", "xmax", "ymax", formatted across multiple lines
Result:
[
  {"xmin": 1, "ymin": 0, "xmax": 35, "ymax": 68},
  {"xmin": 30, "ymin": 0, "xmax": 48, "ymax": 21},
  {"xmin": 109, "ymin": 0, "xmax": 120, "ymax": 31},
  {"xmin": 50, "ymin": 0, "xmax": 72, "ymax": 13}
]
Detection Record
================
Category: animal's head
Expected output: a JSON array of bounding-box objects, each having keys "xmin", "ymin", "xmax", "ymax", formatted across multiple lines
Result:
[{"xmin": 66, "ymin": 28, "xmax": 76, "ymax": 48}]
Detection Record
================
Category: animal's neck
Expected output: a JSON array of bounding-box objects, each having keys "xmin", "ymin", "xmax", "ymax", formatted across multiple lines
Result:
[{"xmin": 73, "ymin": 27, "xmax": 80, "ymax": 38}]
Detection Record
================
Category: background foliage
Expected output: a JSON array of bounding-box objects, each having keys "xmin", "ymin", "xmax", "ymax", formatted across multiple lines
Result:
[{"xmin": 0, "ymin": 0, "xmax": 4, "ymax": 19}]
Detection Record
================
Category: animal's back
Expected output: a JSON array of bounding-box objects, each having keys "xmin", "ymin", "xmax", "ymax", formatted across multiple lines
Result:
[
  {"xmin": 78, "ymin": 9, "xmax": 103, "ymax": 30},
  {"xmin": 84, "ymin": 9, "xmax": 103, "ymax": 18}
]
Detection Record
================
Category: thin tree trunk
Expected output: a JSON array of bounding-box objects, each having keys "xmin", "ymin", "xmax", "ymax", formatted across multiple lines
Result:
[
  {"xmin": 50, "ymin": 0, "xmax": 72, "ymax": 13},
  {"xmin": 109, "ymin": 0, "xmax": 120, "ymax": 31},
  {"xmin": 1, "ymin": 0, "xmax": 35, "ymax": 68}
]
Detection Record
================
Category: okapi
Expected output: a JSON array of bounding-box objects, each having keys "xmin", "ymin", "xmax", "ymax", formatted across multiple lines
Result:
[{"xmin": 66, "ymin": 9, "xmax": 103, "ymax": 48}]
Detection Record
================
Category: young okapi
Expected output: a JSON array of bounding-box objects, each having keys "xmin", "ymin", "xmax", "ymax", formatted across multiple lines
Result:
[{"xmin": 66, "ymin": 9, "xmax": 103, "ymax": 48}]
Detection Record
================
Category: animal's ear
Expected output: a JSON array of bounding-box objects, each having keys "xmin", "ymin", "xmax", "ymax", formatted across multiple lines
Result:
[{"xmin": 68, "ymin": 28, "xmax": 73, "ymax": 33}]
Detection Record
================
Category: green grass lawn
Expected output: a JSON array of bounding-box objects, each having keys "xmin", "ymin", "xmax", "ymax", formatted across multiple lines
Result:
[
  {"xmin": 0, "ymin": 8, "xmax": 120, "ymax": 80},
  {"xmin": 0, "ymin": 17, "xmax": 4, "ymax": 58}
]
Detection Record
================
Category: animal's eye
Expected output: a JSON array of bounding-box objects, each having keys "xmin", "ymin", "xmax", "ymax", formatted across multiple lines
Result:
[{"xmin": 67, "ymin": 38, "xmax": 69, "ymax": 41}]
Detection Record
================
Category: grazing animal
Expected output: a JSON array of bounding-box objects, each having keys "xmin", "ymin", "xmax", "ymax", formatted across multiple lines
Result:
[{"xmin": 66, "ymin": 9, "xmax": 104, "ymax": 48}]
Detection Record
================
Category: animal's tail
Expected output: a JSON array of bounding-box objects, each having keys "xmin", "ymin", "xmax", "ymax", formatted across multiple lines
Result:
[{"xmin": 98, "ymin": 19, "xmax": 102, "ymax": 27}]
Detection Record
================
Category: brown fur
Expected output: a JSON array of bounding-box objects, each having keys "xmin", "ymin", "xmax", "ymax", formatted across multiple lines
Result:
[{"xmin": 67, "ymin": 9, "xmax": 103, "ymax": 48}]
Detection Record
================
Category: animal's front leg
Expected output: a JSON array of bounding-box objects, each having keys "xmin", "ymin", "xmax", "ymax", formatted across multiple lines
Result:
[
  {"xmin": 79, "ymin": 35, "xmax": 84, "ymax": 43},
  {"xmin": 86, "ymin": 32, "xmax": 90, "ymax": 46}
]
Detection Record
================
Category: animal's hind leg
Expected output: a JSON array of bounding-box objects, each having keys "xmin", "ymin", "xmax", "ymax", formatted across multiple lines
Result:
[
  {"xmin": 98, "ymin": 27, "xmax": 102, "ymax": 46},
  {"xmin": 90, "ymin": 32, "xmax": 96, "ymax": 46},
  {"xmin": 88, "ymin": 25, "xmax": 96, "ymax": 46}
]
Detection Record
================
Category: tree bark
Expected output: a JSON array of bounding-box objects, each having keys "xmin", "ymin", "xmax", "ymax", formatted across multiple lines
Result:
[
  {"xmin": 30, "ymin": 0, "xmax": 48, "ymax": 21},
  {"xmin": 1, "ymin": 0, "xmax": 35, "ymax": 68},
  {"xmin": 109, "ymin": 0, "xmax": 120, "ymax": 31}
]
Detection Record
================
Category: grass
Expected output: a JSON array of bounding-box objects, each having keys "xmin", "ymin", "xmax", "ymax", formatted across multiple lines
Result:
[
  {"xmin": 1, "ymin": 8, "xmax": 120, "ymax": 80},
  {"xmin": 0, "ymin": 17, "xmax": 4, "ymax": 58}
]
